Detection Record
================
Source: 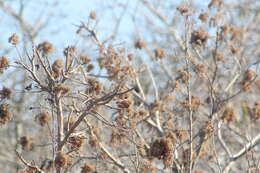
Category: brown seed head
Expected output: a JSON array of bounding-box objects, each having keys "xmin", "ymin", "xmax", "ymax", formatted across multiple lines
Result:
[
  {"xmin": 8, "ymin": 33, "xmax": 19, "ymax": 45},
  {"xmin": 199, "ymin": 13, "xmax": 209, "ymax": 22},
  {"xmin": 150, "ymin": 137, "xmax": 173, "ymax": 168},
  {"xmin": 0, "ymin": 104, "xmax": 12, "ymax": 125},
  {"xmin": 81, "ymin": 163, "xmax": 94, "ymax": 173},
  {"xmin": 20, "ymin": 136, "xmax": 33, "ymax": 150},
  {"xmin": 52, "ymin": 59, "xmax": 64, "ymax": 72},
  {"xmin": 154, "ymin": 48, "xmax": 165, "ymax": 59},
  {"xmin": 89, "ymin": 11, "xmax": 97, "ymax": 20},
  {"xmin": 63, "ymin": 46, "xmax": 76, "ymax": 57},
  {"xmin": 244, "ymin": 70, "xmax": 256, "ymax": 81},
  {"xmin": 54, "ymin": 84, "xmax": 70, "ymax": 96},
  {"xmin": 0, "ymin": 56, "xmax": 9, "ymax": 74},
  {"xmin": 222, "ymin": 107, "xmax": 235, "ymax": 123},
  {"xmin": 68, "ymin": 136, "xmax": 85, "ymax": 150},
  {"xmin": 135, "ymin": 40, "xmax": 146, "ymax": 49},
  {"xmin": 55, "ymin": 152, "xmax": 68, "ymax": 168},
  {"xmin": 190, "ymin": 28, "xmax": 210, "ymax": 46},
  {"xmin": 37, "ymin": 41, "xmax": 54, "ymax": 54},
  {"xmin": 0, "ymin": 87, "xmax": 12, "ymax": 99},
  {"xmin": 86, "ymin": 64, "xmax": 94, "ymax": 72},
  {"xmin": 37, "ymin": 111, "xmax": 50, "ymax": 126},
  {"xmin": 80, "ymin": 56, "xmax": 91, "ymax": 64},
  {"xmin": 177, "ymin": 6, "xmax": 192, "ymax": 15},
  {"xmin": 182, "ymin": 96, "xmax": 201, "ymax": 111}
]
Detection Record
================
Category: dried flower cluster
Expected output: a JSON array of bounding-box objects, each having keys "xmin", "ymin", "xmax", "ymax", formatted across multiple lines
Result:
[
  {"xmin": 86, "ymin": 78, "xmax": 102, "ymax": 95},
  {"xmin": 54, "ymin": 84, "xmax": 70, "ymax": 96},
  {"xmin": 63, "ymin": 46, "xmax": 76, "ymax": 57},
  {"xmin": 222, "ymin": 107, "xmax": 235, "ymax": 123},
  {"xmin": 154, "ymin": 48, "xmax": 165, "ymax": 59},
  {"xmin": 190, "ymin": 28, "xmax": 210, "ymax": 46},
  {"xmin": 37, "ymin": 41, "xmax": 53, "ymax": 54},
  {"xmin": 55, "ymin": 152, "xmax": 71, "ymax": 169},
  {"xmin": 8, "ymin": 33, "xmax": 19, "ymax": 45},
  {"xmin": 182, "ymin": 96, "xmax": 201, "ymax": 111},
  {"xmin": 0, "ymin": 56, "xmax": 9, "ymax": 73},
  {"xmin": 176, "ymin": 69, "xmax": 191, "ymax": 83},
  {"xmin": 20, "ymin": 136, "xmax": 34, "ymax": 150},
  {"xmin": 150, "ymin": 137, "xmax": 173, "ymax": 168},
  {"xmin": 36, "ymin": 111, "xmax": 50, "ymax": 126},
  {"xmin": 135, "ymin": 40, "xmax": 146, "ymax": 49},
  {"xmin": 139, "ymin": 160, "xmax": 156, "ymax": 173},
  {"xmin": 199, "ymin": 13, "xmax": 209, "ymax": 22},
  {"xmin": 68, "ymin": 136, "xmax": 85, "ymax": 150},
  {"xmin": 89, "ymin": 11, "xmax": 97, "ymax": 20},
  {"xmin": 0, "ymin": 104, "xmax": 12, "ymax": 125},
  {"xmin": 52, "ymin": 59, "xmax": 64, "ymax": 78},
  {"xmin": 81, "ymin": 163, "xmax": 94, "ymax": 173},
  {"xmin": 0, "ymin": 87, "xmax": 11, "ymax": 99}
]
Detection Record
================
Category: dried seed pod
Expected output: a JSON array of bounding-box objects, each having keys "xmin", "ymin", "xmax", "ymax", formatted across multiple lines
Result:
[
  {"xmin": 89, "ymin": 11, "xmax": 97, "ymax": 20},
  {"xmin": 0, "ymin": 104, "xmax": 12, "ymax": 125},
  {"xmin": 54, "ymin": 84, "xmax": 70, "ymax": 96},
  {"xmin": 37, "ymin": 41, "xmax": 54, "ymax": 54},
  {"xmin": 20, "ymin": 136, "xmax": 33, "ymax": 150},
  {"xmin": 81, "ymin": 163, "xmax": 94, "ymax": 173},
  {"xmin": 55, "ymin": 152, "xmax": 68, "ymax": 168},
  {"xmin": 135, "ymin": 40, "xmax": 146, "ymax": 49},
  {"xmin": 190, "ymin": 28, "xmax": 210, "ymax": 46},
  {"xmin": 150, "ymin": 137, "xmax": 173, "ymax": 168},
  {"xmin": 199, "ymin": 13, "xmax": 209, "ymax": 22},
  {"xmin": 8, "ymin": 33, "xmax": 19, "ymax": 45},
  {"xmin": 0, "ymin": 56, "xmax": 9, "ymax": 74},
  {"xmin": 154, "ymin": 48, "xmax": 165, "ymax": 59},
  {"xmin": 52, "ymin": 59, "xmax": 64, "ymax": 72},
  {"xmin": 37, "ymin": 111, "xmax": 50, "ymax": 126},
  {"xmin": 68, "ymin": 136, "xmax": 85, "ymax": 150},
  {"xmin": 222, "ymin": 107, "xmax": 235, "ymax": 123},
  {"xmin": 0, "ymin": 87, "xmax": 11, "ymax": 99}
]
